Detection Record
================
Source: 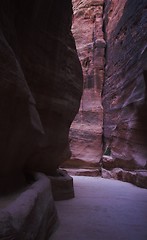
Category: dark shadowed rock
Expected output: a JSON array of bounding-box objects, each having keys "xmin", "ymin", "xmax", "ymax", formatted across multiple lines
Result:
[
  {"xmin": 49, "ymin": 169, "xmax": 74, "ymax": 201},
  {"xmin": 0, "ymin": 0, "xmax": 83, "ymax": 191}
]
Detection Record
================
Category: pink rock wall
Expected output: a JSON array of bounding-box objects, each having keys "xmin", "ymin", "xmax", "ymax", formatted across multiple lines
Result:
[
  {"xmin": 67, "ymin": 0, "xmax": 147, "ymax": 187},
  {"xmin": 0, "ymin": 0, "xmax": 83, "ymax": 192},
  {"xmin": 103, "ymin": 0, "xmax": 147, "ymax": 174},
  {"xmin": 63, "ymin": 0, "xmax": 105, "ymax": 171}
]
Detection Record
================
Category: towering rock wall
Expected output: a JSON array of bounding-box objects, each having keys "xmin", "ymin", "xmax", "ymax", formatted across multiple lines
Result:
[
  {"xmin": 63, "ymin": 0, "xmax": 105, "ymax": 172},
  {"xmin": 0, "ymin": 0, "xmax": 83, "ymax": 192},
  {"xmin": 102, "ymin": 0, "xmax": 147, "ymax": 186}
]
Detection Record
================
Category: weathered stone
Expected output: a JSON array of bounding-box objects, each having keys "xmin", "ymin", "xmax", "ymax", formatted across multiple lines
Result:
[
  {"xmin": 103, "ymin": 0, "xmax": 147, "ymax": 179},
  {"xmin": 102, "ymin": 154, "xmax": 143, "ymax": 171},
  {"xmin": 0, "ymin": 0, "xmax": 83, "ymax": 191},
  {"xmin": 102, "ymin": 155, "xmax": 115, "ymax": 169},
  {"xmin": 0, "ymin": 173, "xmax": 58, "ymax": 240},
  {"xmin": 123, "ymin": 171, "xmax": 137, "ymax": 185},
  {"xmin": 102, "ymin": 167, "xmax": 147, "ymax": 188},
  {"xmin": 49, "ymin": 169, "xmax": 74, "ymax": 201},
  {"xmin": 136, "ymin": 171, "xmax": 147, "ymax": 188},
  {"xmin": 102, "ymin": 168, "xmax": 125, "ymax": 181},
  {"xmin": 65, "ymin": 0, "xmax": 105, "ymax": 170},
  {"xmin": 63, "ymin": 168, "xmax": 101, "ymax": 177}
]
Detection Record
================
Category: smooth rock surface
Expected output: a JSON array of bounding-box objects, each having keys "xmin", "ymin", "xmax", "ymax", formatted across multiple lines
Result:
[
  {"xmin": 0, "ymin": 0, "xmax": 83, "ymax": 191},
  {"xmin": 0, "ymin": 173, "xmax": 58, "ymax": 240},
  {"xmin": 50, "ymin": 176, "xmax": 147, "ymax": 240}
]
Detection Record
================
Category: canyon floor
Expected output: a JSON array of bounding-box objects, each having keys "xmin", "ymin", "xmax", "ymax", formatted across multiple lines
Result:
[{"xmin": 50, "ymin": 176, "xmax": 147, "ymax": 240}]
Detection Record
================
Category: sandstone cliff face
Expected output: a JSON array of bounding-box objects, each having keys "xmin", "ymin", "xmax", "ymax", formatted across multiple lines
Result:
[
  {"xmin": 63, "ymin": 0, "xmax": 105, "ymax": 171},
  {"xmin": 0, "ymin": 0, "xmax": 83, "ymax": 191},
  {"xmin": 102, "ymin": 0, "xmax": 147, "ymax": 183}
]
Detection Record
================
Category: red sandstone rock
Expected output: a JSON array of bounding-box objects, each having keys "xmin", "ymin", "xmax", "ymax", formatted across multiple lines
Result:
[
  {"xmin": 65, "ymin": 0, "xmax": 105, "ymax": 169},
  {"xmin": 0, "ymin": 0, "xmax": 83, "ymax": 191}
]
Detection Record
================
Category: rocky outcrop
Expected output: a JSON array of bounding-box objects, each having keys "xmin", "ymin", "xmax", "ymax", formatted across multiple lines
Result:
[
  {"xmin": 102, "ymin": 0, "xmax": 147, "ymax": 185},
  {"xmin": 62, "ymin": 0, "xmax": 105, "ymax": 172},
  {"xmin": 101, "ymin": 155, "xmax": 147, "ymax": 188},
  {"xmin": 0, "ymin": 0, "xmax": 83, "ymax": 192},
  {"xmin": 0, "ymin": 173, "xmax": 58, "ymax": 240},
  {"xmin": 49, "ymin": 169, "xmax": 74, "ymax": 201}
]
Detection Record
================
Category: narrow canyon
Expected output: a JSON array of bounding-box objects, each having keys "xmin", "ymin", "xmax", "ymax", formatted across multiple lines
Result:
[
  {"xmin": 62, "ymin": 0, "xmax": 147, "ymax": 188},
  {"xmin": 0, "ymin": 0, "xmax": 147, "ymax": 239}
]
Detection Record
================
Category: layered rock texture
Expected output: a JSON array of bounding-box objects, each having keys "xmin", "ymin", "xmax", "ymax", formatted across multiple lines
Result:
[
  {"xmin": 0, "ymin": 0, "xmax": 83, "ymax": 192},
  {"xmin": 62, "ymin": 0, "xmax": 105, "ymax": 173},
  {"xmin": 1, "ymin": 0, "xmax": 147, "ymax": 202},
  {"xmin": 102, "ymin": 0, "xmax": 147, "ymax": 187},
  {"xmin": 62, "ymin": 0, "xmax": 147, "ymax": 188}
]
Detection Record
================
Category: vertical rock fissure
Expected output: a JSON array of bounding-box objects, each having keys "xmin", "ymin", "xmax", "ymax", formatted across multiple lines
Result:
[
  {"xmin": 101, "ymin": 0, "xmax": 107, "ymax": 155},
  {"xmin": 143, "ymin": 71, "xmax": 147, "ymax": 102}
]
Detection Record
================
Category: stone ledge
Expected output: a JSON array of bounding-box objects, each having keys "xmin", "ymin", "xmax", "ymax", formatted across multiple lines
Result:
[
  {"xmin": 64, "ymin": 168, "xmax": 101, "ymax": 177},
  {"xmin": 0, "ymin": 173, "xmax": 58, "ymax": 240},
  {"xmin": 49, "ymin": 169, "xmax": 75, "ymax": 201},
  {"xmin": 101, "ymin": 168, "xmax": 147, "ymax": 188}
]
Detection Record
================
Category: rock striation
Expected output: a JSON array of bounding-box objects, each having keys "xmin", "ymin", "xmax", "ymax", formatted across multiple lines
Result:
[
  {"xmin": 62, "ymin": 0, "xmax": 105, "ymax": 173},
  {"xmin": 102, "ymin": 0, "xmax": 147, "ymax": 186},
  {"xmin": 0, "ymin": 0, "xmax": 83, "ymax": 192}
]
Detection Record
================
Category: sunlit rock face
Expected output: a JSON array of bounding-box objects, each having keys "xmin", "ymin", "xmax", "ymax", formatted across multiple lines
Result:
[
  {"xmin": 0, "ymin": 0, "xmax": 83, "ymax": 191},
  {"xmin": 63, "ymin": 0, "xmax": 105, "ymax": 171},
  {"xmin": 103, "ymin": 0, "xmax": 147, "ymax": 178}
]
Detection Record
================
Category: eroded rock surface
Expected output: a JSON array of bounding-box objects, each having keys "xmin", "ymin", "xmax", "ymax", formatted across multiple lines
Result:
[
  {"xmin": 102, "ymin": 0, "xmax": 147, "ymax": 184},
  {"xmin": 62, "ymin": 0, "xmax": 105, "ymax": 171},
  {"xmin": 0, "ymin": 0, "xmax": 83, "ymax": 192},
  {"xmin": 0, "ymin": 173, "xmax": 58, "ymax": 240}
]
